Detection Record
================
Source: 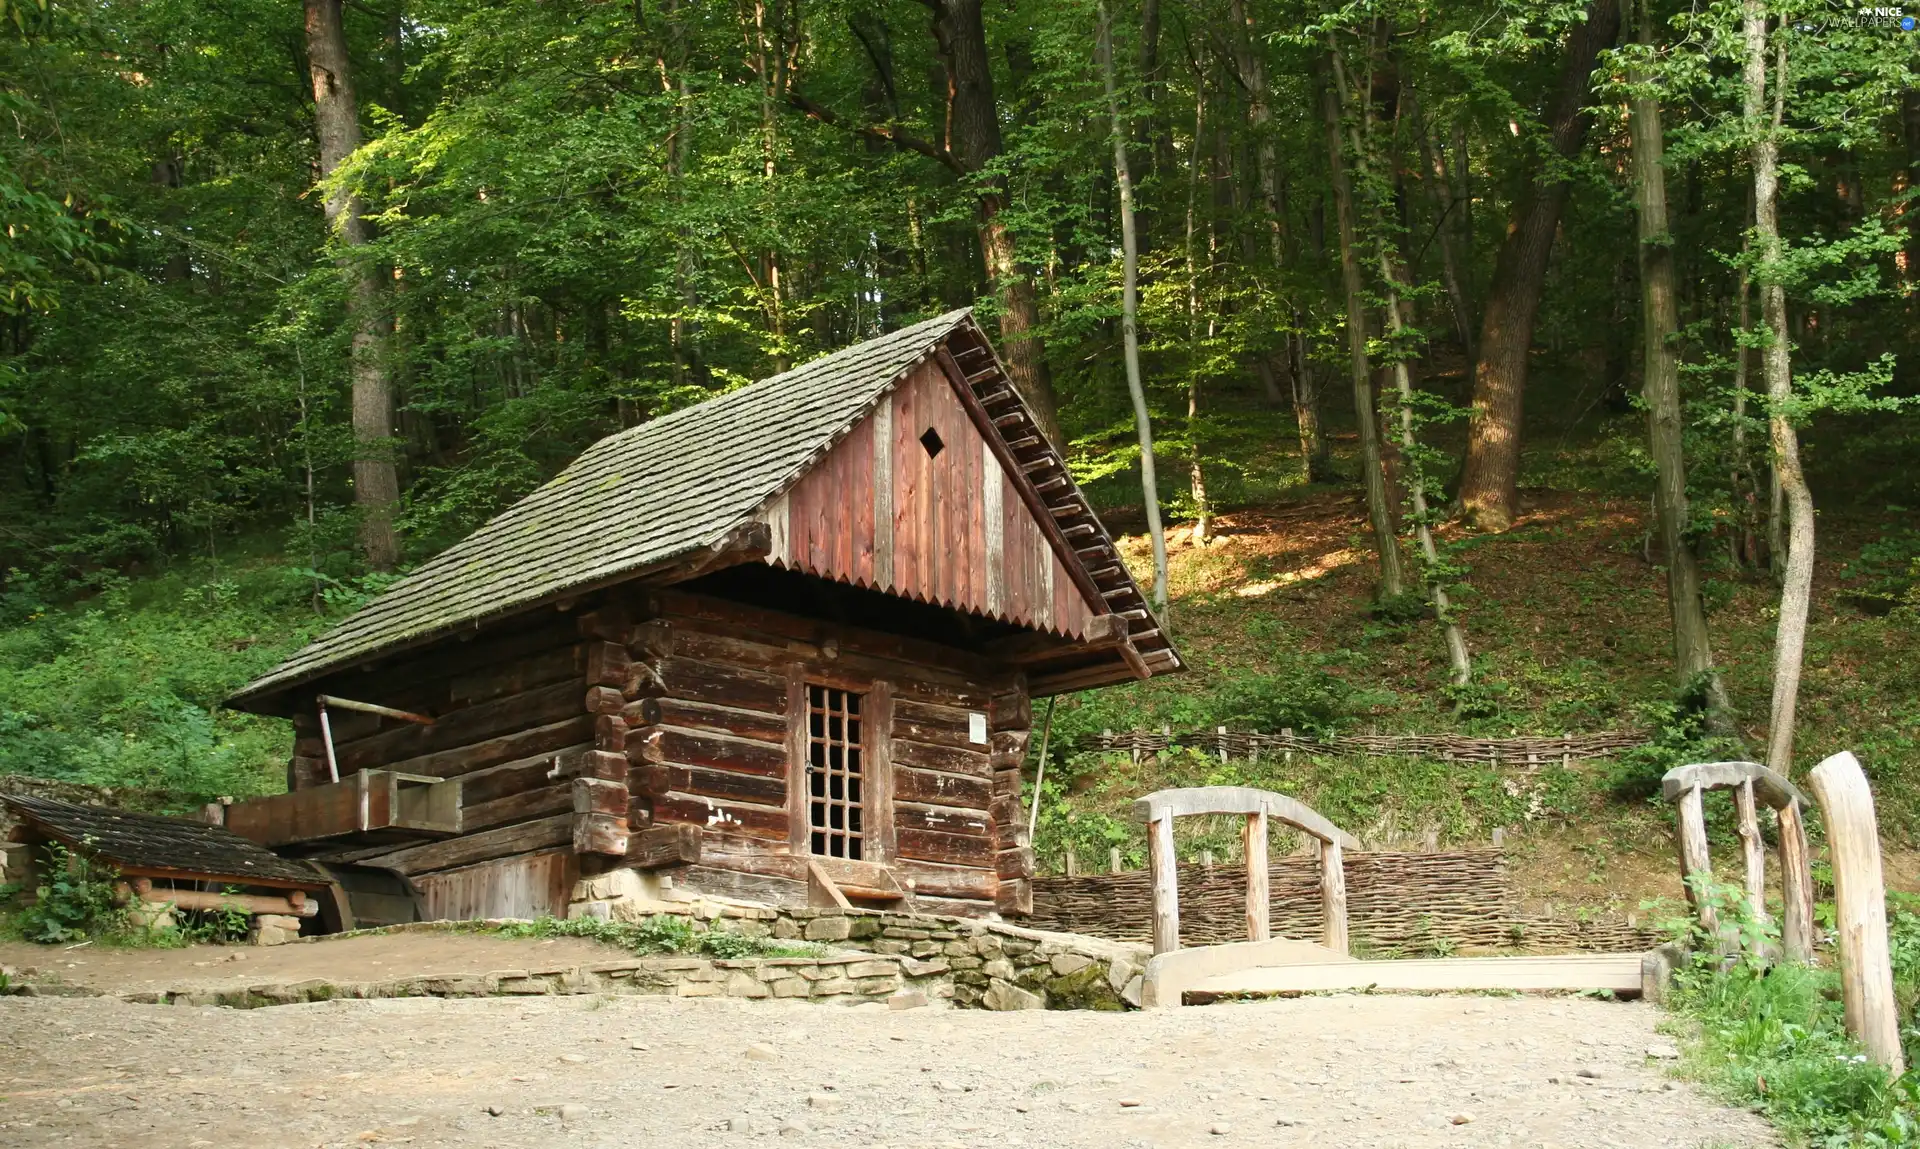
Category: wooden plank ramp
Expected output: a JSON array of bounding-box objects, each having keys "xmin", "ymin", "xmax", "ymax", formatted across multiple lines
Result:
[{"xmin": 1186, "ymin": 954, "xmax": 1644, "ymax": 1001}]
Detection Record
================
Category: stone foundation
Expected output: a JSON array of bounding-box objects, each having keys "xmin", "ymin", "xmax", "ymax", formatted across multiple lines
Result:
[{"xmin": 566, "ymin": 870, "xmax": 1148, "ymax": 1010}]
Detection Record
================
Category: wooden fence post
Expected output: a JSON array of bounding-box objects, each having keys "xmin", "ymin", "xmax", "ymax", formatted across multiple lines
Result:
[
  {"xmin": 1149, "ymin": 809, "xmax": 1179, "ymax": 956},
  {"xmin": 1807, "ymin": 751, "xmax": 1904, "ymax": 1072},
  {"xmin": 1319, "ymin": 837, "xmax": 1348, "ymax": 955},
  {"xmin": 1675, "ymin": 784, "xmax": 1717, "ymax": 938},
  {"xmin": 1734, "ymin": 778, "xmax": 1768, "ymax": 923},
  {"xmin": 1109, "ymin": 846, "xmax": 1122, "ymax": 874},
  {"xmin": 1244, "ymin": 808, "xmax": 1270, "ymax": 942},
  {"xmin": 1777, "ymin": 796, "xmax": 1815, "ymax": 963}
]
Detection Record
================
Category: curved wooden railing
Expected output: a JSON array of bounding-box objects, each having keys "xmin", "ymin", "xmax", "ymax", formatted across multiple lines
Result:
[
  {"xmin": 1130, "ymin": 786, "xmax": 1362, "ymax": 957},
  {"xmin": 1660, "ymin": 760, "xmax": 1814, "ymax": 961}
]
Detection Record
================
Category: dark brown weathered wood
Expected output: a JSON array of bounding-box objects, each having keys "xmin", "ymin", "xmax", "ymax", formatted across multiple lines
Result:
[
  {"xmin": 894, "ymin": 802, "xmax": 989, "ymax": 836},
  {"xmin": 631, "ymin": 655, "xmax": 789, "ymax": 714},
  {"xmin": 631, "ymin": 697, "xmax": 790, "ymax": 744},
  {"xmin": 628, "ymin": 726, "xmax": 787, "ymax": 776},
  {"xmin": 891, "ymin": 737, "xmax": 991, "ymax": 777},
  {"xmin": 333, "ymin": 680, "xmax": 585, "ymax": 774},
  {"xmin": 867, "ymin": 681, "xmax": 897, "ymax": 862},
  {"xmin": 653, "ymin": 794, "xmax": 790, "ymax": 840},
  {"xmin": 461, "ymin": 784, "xmax": 573, "ymax": 833},
  {"xmin": 382, "ymin": 716, "xmax": 594, "ymax": 781},
  {"xmin": 645, "ymin": 763, "xmax": 788, "ymax": 807},
  {"xmin": 573, "ymin": 811, "xmax": 628, "ymax": 856},
  {"xmin": 572, "ymin": 777, "xmax": 628, "ymax": 817},
  {"xmin": 625, "ymin": 823, "xmax": 702, "ymax": 868},
  {"xmin": 895, "ymin": 825, "xmax": 994, "ymax": 867},
  {"xmin": 893, "ymin": 766, "xmax": 991, "ymax": 809},
  {"xmin": 585, "ymin": 640, "xmax": 631, "ymax": 689},
  {"xmin": 358, "ymin": 813, "xmax": 574, "ymax": 876}
]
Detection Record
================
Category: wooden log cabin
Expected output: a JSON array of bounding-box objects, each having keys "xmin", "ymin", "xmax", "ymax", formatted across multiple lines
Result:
[{"xmin": 224, "ymin": 311, "xmax": 1181, "ymax": 920}]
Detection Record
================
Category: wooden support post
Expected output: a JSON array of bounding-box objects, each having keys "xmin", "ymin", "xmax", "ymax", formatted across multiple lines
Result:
[
  {"xmin": 1243, "ymin": 809, "xmax": 1270, "ymax": 942},
  {"xmin": 1109, "ymin": 846, "xmax": 1122, "ymax": 874},
  {"xmin": 1675, "ymin": 784, "xmax": 1717, "ymax": 938},
  {"xmin": 1149, "ymin": 809, "xmax": 1179, "ymax": 956},
  {"xmin": 1777, "ymin": 796, "xmax": 1816, "ymax": 964},
  {"xmin": 1807, "ymin": 751, "xmax": 1904, "ymax": 1072},
  {"xmin": 1734, "ymin": 778, "xmax": 1768, "ymax": 922},
  {"xmin": 1319, "ymin": 837, "xmax": 1348, "ymax": 956},
  {"xmin": 1065, "ymin": 845, "xmax": 1078, "ymax": 877}
]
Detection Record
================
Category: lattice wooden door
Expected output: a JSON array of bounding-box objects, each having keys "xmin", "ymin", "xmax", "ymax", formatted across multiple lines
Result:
[{"xmin": 806, "ymin": 685, "xmax": 865, "ymax": 859}]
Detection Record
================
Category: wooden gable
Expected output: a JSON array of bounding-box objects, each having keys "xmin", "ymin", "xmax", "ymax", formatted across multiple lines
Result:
[{"xmin": 757, "ymin": 358, "xmax": 1104, "ymax": 639}]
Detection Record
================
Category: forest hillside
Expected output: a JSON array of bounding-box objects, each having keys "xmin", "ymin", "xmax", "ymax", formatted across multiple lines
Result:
[{"xmin": 6, "ymin": 0, "xmax": 1920, "ymax": 919}]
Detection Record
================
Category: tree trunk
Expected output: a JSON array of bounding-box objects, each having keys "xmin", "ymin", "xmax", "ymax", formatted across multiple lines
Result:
[
  {"xmin": 1321, "ymin": 49, "xmax": 1406, "ymax": 599},
  {"xmin": 1629, "ymin": 0, "xmax": 1731, "ymax": 718},
  {"xmin": 306, "ymin": 0, "xmax": 399, "ymax": 571},
  {"xmin": 1228, "ymin": 0, "xmax": 1329, "ymax": 480},
  {"xmin": 1099, "ymin": 1, "xmax": 1168, "ymax": 617},
  {"xmin": 1456, "ymin": 0, "xmax": 1620, "ymax": 531},
  {"xmin": 1332, "ymin": 53, "xmax": 1473, "ymax": 683},
  {"xmin": 1747, "ymin": 12, "xmax": 1813, "ymax": 773},
  {"xmin": 1185, "ymin": 67, "xmax": 1212, "ymax": 543},
  {"xmin": 933, "ymin": 0, "xmax": 1061, "ymax": 446},
  {"xmin": 1409, "ymin": 94, "xmax": 1474, "ymax": 362}
]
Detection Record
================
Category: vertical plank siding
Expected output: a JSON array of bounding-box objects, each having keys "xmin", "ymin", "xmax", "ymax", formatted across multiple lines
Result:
[{"xmin": 765, "ymin": 359, "xmax": 1100, "ymax": 639}]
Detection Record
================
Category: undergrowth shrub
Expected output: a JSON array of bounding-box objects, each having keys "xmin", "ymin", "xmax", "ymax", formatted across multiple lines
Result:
[
  {"xmin": 4, "ymin": 842, "xmax": 128, "ymax": 944},
  {"xmin": 1666, "ymin": 879, "xmax": 1920, "ymax": 1145}
]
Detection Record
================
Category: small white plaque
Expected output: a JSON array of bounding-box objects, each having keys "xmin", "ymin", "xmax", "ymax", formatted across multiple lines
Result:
[{"xmin": 968, "ymin": 711, "xmax": 989, "ymax": 745}]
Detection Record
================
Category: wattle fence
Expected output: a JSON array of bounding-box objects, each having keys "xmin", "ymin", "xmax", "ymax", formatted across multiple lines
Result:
[
  {"xmin": 1077, "ymin": 728, "xmax": 1646, "ymax": 765},
  {"xmin": 1027, "ymin": 848, "xmax": 1660, "ymax": 955}
]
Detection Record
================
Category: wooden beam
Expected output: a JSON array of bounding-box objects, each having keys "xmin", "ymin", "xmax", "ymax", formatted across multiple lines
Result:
[
  {"xmin": 1779, "ymin": 796, "xmax": 1816, "ymax": 963},
  {"xmin": 1149, "ymin": 809, "xmax": 1180, "ymax": 956},
  {"xmin": 1735, "ymin": 778, "xmax": 1768, "ymax": 923},
  {"xmin": 807, "ymin": 859, "xmax": 855, "ymax": 910},
  {"xmin": 1319, "ymin": 838, "xmax": 1349, "ymax": 956},
  {"xmin": 1674, "ymin": 784, "xmax": 1717, "ymax": 939},
  {"xmin": 1807, "ymin": 751, "xmax": 1904, "ymax": 1071},
  {"xmin": 1243, "ymin": 810, "xmax": 1270, "ymax": 943}
]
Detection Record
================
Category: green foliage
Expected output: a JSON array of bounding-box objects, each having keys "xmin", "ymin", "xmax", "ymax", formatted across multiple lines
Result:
[
  {"xmin": 1604, "ymin": 686, "xmax": 1731, "ymax": 803},
  {"xmin": 0, "ymin": 559, "xmax": 323, "ymax": 803},
  {"xmin": 9, "ymin": 841, "xmax": 126, "ymax": 944}
]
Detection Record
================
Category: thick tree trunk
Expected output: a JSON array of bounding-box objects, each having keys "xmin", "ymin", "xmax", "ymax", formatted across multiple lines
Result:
[
  {"xmin": 933, "ymin": 0, "xmax": 1061, "ymax": 447},
  {"xmin": 1747, "ymin": 11, "xmax": 1813, "ymax": 773},
  {"xmin": 306, "ymin": 0, "xmax": 399, "ymax": 571},
  {"xmin": 1629, "ymin": 4, "xmax": 1732, "ymax": 719},
  {"xmin": 1099, "ymin": 0, "xmax": 1168, "ymax": 617},
  {"xmin": 1321, "ymin": 51, "xmax": 1406, "ymax": 598},
  {"xmin": 1456, "ymin": 0, "xmax": 1620, "ymax": 531}
]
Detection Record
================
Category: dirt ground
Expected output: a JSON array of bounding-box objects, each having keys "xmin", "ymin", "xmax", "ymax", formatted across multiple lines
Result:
[
  {"xmin": 0, "ymin": 991, "xmax": 1773, "ymax": 1149},
  {"xmin": 0, "ymin": 933, "xmax": 630, "ymax": 995}
]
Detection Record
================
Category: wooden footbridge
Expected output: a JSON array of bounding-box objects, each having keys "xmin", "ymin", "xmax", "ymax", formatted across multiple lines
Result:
[{"xmin": 1131, "ymin": 786, "xmax": 1648, "ymax": 1007}]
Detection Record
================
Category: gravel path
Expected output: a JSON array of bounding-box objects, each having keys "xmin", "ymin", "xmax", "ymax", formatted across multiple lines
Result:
[{"xmin": 0, "ymin": 992, "xmax": 1773, "ymax": 1148}]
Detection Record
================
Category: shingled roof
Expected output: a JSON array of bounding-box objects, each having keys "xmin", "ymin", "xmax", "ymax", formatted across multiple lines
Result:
[
  {"xmin": 2, "ymin": 794, "xmax": 328, "ymax": 888},
  {"xmin": 230, "ymin": 309, "xmax": 1179, "ymax": 710}
]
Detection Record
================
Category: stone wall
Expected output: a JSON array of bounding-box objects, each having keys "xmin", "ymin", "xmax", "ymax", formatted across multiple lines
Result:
[{"xmin": 567, "ymin": 869, "xmax": 1149, "ymax": 1009}]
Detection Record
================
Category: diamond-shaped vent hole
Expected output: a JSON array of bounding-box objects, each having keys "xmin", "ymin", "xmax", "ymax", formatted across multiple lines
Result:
[{"xmin": 920, "ymin": 427, "xmax": 945, "ymax": 458}]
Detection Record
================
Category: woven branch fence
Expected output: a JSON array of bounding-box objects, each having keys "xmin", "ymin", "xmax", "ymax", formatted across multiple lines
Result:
[
  {"xmin": 1078, "ymin": 728, "xmax": 1647, "ymax": 765},
  {"xmin": 1028, "ymin": 849, "xmax": 1661, "ymax": 955}
]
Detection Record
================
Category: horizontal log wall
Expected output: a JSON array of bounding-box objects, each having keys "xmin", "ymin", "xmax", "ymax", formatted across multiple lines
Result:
[
  {"xmin": 1027, "ymin": 850, "xmax": 1662, "ymax": 954},
  {"xmin": 297, "ymin": 611, "xmax": 596, "ymax": 892},
  {"xmin": 621, "ymin": 588, "xmax": 1026, "ymax": 913}
]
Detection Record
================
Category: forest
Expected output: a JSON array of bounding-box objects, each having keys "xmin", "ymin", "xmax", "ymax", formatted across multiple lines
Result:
[{"xmin": 4, "ymin": 0, "xmax": 1920, "ymax": 833}]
